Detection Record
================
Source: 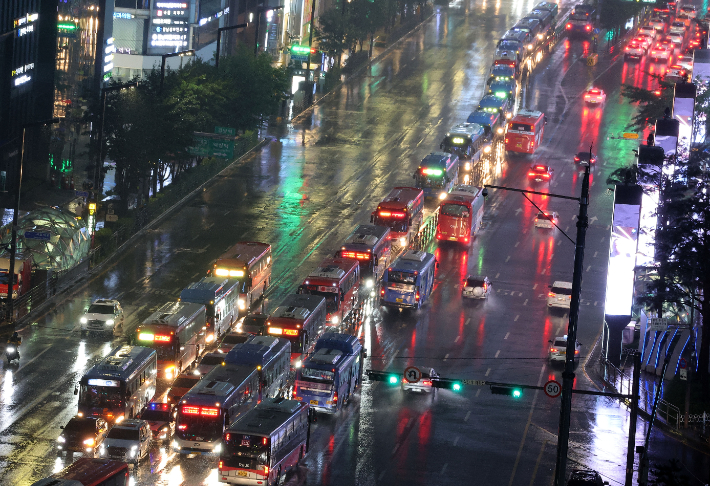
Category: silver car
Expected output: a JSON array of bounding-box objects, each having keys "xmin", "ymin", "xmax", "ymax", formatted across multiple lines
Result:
[
  {"xmin": 193, "ymin": 352, "xmax": 224, "ymax": 376},
  {"xmin": 99, "ymin": 419, "xmax": 152, "ymax": 464},
  {"xmin": 402, "ymin": 367, "xmax": 439, "ymax": 393},
  {"xmin": 462, "ymin": 275, "xmax": 492, "ymax": 299},
  {"xmin": 548, "ymin": 336, "xmax": 581, "ymax": 363}
]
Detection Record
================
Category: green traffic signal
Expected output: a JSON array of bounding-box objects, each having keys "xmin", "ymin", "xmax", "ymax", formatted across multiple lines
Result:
[
  {"xmin": 388, "ymin": 375, "xmax": 399, "ymax": 385},
  {"xmin": 452, "ymin": 382, "xmax": 461, "ymax": 392},
  {"xmin": 512, "ymin": 389, "xmax": 522, "ymax": 398},
  {"xmin": 490, "ymin": 385, "xmax": 523, "ymax": 398}
]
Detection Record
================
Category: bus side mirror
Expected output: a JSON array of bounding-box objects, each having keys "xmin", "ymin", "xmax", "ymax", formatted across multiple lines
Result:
[
  {"xmin": 370, "ymin": 214, "xmax": 374, "ymax": 223},
  {"xmin": 544, "ymin": 116, "xmax": 548, "ymax": 124}
]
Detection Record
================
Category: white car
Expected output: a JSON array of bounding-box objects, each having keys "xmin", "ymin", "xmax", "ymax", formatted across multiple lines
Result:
[
  {"xmin": 679, "ymin": 5, "xmax": 696, "ymax": 19},
  {"xmin": 402, "ymin": 367, "xmax": 439, "ymax": 393},
  {"xmin": 547, "ymin": 281, "xmax": 572, "ymax": 308},
  {"xmin": 625, "ymin": 40, "xmax": 647, "ymax": 59},
  {"xmin": 534, "ymin": 211, "xmax": 559, "ymax": 229},
  {"xmin": 668, "ymin": 32, "xmax": 684, "ymax": 47},
  {"xmin": 638, "ymin": 26, "xmax": 657, "ymax": 39},
  {"xmin": 677, "ymin": 54, "xmax": 693, "ymax": 72},
  {"xmin": 635, "ymin": 34, "xmax": 654, "ymax": 50},
  {"xmin": 99, "ymin": 419, "xmax": 152, "ymax": 464},
  {"xmin": 462, "ymin": 275, "xmax": 491, "ymax": 299},
  {"xmin": 649, "ymin": 44, "xmax": 672, "ymax": 62},
  {"xmin": 80, "ymin": 299, "xmax": 124, "ymax": 337},
  {"xmin": 649, "ymin": 18, "xmax": 666, "ymax": 32},
  {"xmin": 193, "ymin": 352, "xmax": 224, "ymax": 376},
  {"xmin": 548, "ymin": 336, "xmax": 581, "ymax": 363},
  {"xmin": 669, "ymin": 21, "xmax": 687, "ymax": 36}
]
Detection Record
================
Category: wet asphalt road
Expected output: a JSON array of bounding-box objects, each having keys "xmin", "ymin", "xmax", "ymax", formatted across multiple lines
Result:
[{"xmin": 2, "ymin": 1, "xmax": 710, "ymax": 485}]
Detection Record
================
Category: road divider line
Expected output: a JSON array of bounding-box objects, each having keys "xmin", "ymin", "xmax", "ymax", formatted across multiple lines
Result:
[
  {"xmin": 505, "ymin": 332, "xmax": 510, "ymax": 339},
  {"xmin": 378, "ymin": 470, "xmax": 386, "ymax": 480},
  {"xmin": 533, "ymin": 283, "xmax": 537, "ymax": 290},
  {"xmin": 515, "ymin": 241, "xmax": 520, "ymax": 247},
  {"xmin": 508, "ymin": 365, "xmax": 546, "ymax": 486},
  {"xmin": 392, "ymin": 443, "xmax": 400, "ymax": 454},
  {"xmin": 444, "ymin": 353, "xmax": 449, "ymax": 361},
  {"xmin": 495, "ymin": 272, "xmax": 500, "ymax": 278},
  {"xmin": 454, "ymin": 336, "xmax": 460, "ymax": 343},
  {"xmin": 586, "ymin": 266, "xmax": 591, "ymax": 272},
  {"xmin": 441, "ymin": 463, "xmax": 448, "ymax": 475},
  {"xmin": 465, "ymin": 318, "xmax": 470, "ymax": 326},
  {"xmin": 505, "ymin": 256, "xmax": 511, "ymax": 262},
  {"xmin": 464, "ymin": 411, "xmax": 471, "ymax": 422},
  {"xmin": 514, "ymin": 315, "xmax": 519, "ymax": 322},
  {"xmin": 476, "ymin": 389, "xmax": 481, "ymax": 397},
  {"xmin": 593, "ymin": 251, "xmax": 598, "ymax": 258},
  {"xmin": 485, "ymin": 368, "xmax": 491, "ymax": 376},
  {"xmin": 523, "ymin": 299, "xmax": 528, "ymax": 306},
  {"xmin": 495, "ymin": 350, "xmax": 500, "ymax": 358}
]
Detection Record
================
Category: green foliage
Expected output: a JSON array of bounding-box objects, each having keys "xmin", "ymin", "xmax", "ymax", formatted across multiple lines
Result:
[
  {"xmin": 314, "ymin": 8, "xmax": 353, "ymax": 66},
  {"xmin": 620, "ymin": 77, "xmax": 674, "ymax": 131},
  {"xmin": 599, "ymin": 0, "xmax": 644, "ymax": 31}
]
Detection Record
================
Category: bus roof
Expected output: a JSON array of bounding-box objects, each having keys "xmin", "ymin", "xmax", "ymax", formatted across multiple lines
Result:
[
  {"xmin": 141, "ymin": 301, "xmax": 206, "ymax": 328},
  {"xmin": 180, "ymin": 277, "xmax": 240, "ymax": 305},
  {"xmin": 448, "ymin": 184, "xmax": 483, "ymax": 199},
  {"xmin": 224, "ymin": 336, "xmax": 290, "ymax": 367},
  {"xmin": 389, "ymin": 250, "xmax": 436, "ymax": 273},
  {"xmin": 467, "ymin": 110, "xmax": 499, "ymax": 127},
  {"xmin": 377, "ymin": 187, "xmax": 423, "ymax": 211},
  {"xmin": 420, "ymin": 152, "xmax": 457, "ymax": 168},
  {"xmin": 181, "ymin": 364, "xmax": 258, "ymax": 406},
  {"xmin": 305, "ymin": 258, "xmax": 359, "ymax": 282},
  {"xmin": 82, "ymin": 345, "xmax": 156, "ymax": 382},
  {"xmin": 31, "ymin": 458, "xmax": 129, "ymax": 486},
  {"xmin": 340, "ymin": 224, "xmax": 391, "ymax": 250},
  {"xmin": 213, "ymin": 241, "xmax": 271, "ymax": 275},
  {"xmin": 446, "ymin": 122, "xmax": 485, "ymax": 139},
  {"xmin": 269, "ymin": 294, "xmax": 326, "ymax": 321},
  {"xmin": 511, "ymin": 109, "xmax": 544, "ymax": 123},
  {"xmin": 227, "ymin": 397, "xmax": 308, "ymax": 435},
  {"xmin": 314, "ymin": 332, "xmax": 362, "ymax": 355}
]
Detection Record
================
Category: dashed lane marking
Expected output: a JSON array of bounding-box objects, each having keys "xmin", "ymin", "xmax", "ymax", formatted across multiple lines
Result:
[
  {"xmin": 586, "ymin": 266, "xmax": 591, "ymax": 272},
  {"xmin": 441, "ymin": 463, "xmax": 448, "ymax": 475},
  {"xmin": 505, "ymin": 256, "xmax": 511, "ymax": 262},
  {"xmin": 476, "ymin": 389, "xmax": 481, "ymax": 397},
  {"xmin": 505, "ymin": 332, "xmax": 510, "ymax": 339},
  {"xmin": 464, "ymin": 411, "xmax": 471, "ymax": 422},
  {"xmin": 465, "ymin": 318, "xmax": 470, "ymax": 326},
  {"xmin": 485, "ymin": 368, "xmax": 491, "ymax": 376},
  {"xmin": 533, "ymin": 283, "xmax": 537, "ymax": 290},
  {"xmin": 495, "ymin": 272, "xmax": 500, "ymax": 278},
  {"xmin": 523, "ymin": 299, "xmax": 528, "ymax": 306},
  {"xmin": 514, "ymin": 315, "xmax": 519, "ymax": 322},
  {"xmin": 454, "ymin": 336, "xmax": 461, "ymax": 343},
  {"xmin": 593, "ymin": 251, "xmax": 597, "ymax": 257},
  {"xmin": 515, "ymin": 241, "xmax": 520, "ymax": 247},
  {"xmin": 453, "ymin": 436, "xmax": 459, "ymax": 446},
  {"xmin": 495, "ymin": 350, "xmax": 500, "ymax": 358},
  {"xmin": 444, "ymin": 353, "xmax": 449, "ymax": 361}
]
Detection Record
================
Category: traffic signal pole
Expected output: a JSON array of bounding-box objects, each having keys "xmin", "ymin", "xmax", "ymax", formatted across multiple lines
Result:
[
  {"xmin": 305, "ymin": 0, "xmax": 318, "ymax": 106},
  {"xmin": 625, "ymin": 351, "xmax": 641, "ymax": 486},
  {"xmin": 553, "ymin": 163, "xmax": 590, "ymax": 486}
]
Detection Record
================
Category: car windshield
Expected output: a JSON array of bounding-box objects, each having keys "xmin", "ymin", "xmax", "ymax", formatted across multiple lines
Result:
[
  {"xmin": 65, "ymin": 419, "xmax": 96, "ymax": 434},
  {"xmin": 441, "ymin": 203, "xmax": 469, "ymax": 218},
  {"xmin": 551, "ymin": 286, "xmax": 572, "ymax": 295},
  {"xmin": 465, "ymin": 278, "xmax": 485, "ymax": 287},
  {"xmin": 554, "ymin": 339, "xmax": 567, "ymax": 347},
  {"xmin": 107, "ymin": 427, "xmax": 140, "ymax": 441},
  {"xmin": 536, "ymin": 212, "xmax": 553, "ymax": 220},
  {"xmin": 301, "ymin": 368, "xmax": 335, "ymax": 383},
  {"xmin": 576, "ymin": 152, "xmax": 591, "ymax": 160},
  {"xmin": 141, "ymin": 409, "xmax": 171, "ymax": 421},
  {"xmin": 87, "ymin": 305, "xmax": 113, "ymax": 314},
  {"xmin": 200, "ymin": 355, "xmax": 224, "ymax": 366}
]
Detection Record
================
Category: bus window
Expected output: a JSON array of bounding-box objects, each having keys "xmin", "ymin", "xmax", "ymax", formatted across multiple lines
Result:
[{"xmin": 388, "ymin": 271, "xmax": 416, "ymax": 285}]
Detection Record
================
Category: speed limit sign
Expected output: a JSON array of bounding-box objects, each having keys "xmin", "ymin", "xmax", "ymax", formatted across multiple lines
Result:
[{"xmin": 544, "ymin": 380, "xmax": 561, "ymax": 398}]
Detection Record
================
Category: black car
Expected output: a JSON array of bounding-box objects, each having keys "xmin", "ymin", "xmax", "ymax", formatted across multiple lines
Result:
[
  {"xmin": 57, "ymin": 416, "xmax": 108, "ymax": 457},
  {"xmin": 574, "ymin": 151, "xmax": 598, "ymax": 165},
  {"xmin": 567, "ymin": 469, "xmax": 609, "ymax": 486},
  {"xmin": 240, "ymin": 313, "xmax": 269, "ymax": 335}
]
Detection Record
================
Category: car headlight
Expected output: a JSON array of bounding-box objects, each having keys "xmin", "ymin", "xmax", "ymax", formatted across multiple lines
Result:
[
  {"xmin": 238, "ymin": 299, "xmax": 246, "ymax": 310},
  {"xmin": 80, "ymin": 317, "xmax": 87, "ymax": 324},
  {"xmin": 438, "ymin": 192, "xmax": 447, "ymax": 200},
  {"xmin": 83, "ymin": 438, "xmax": 95, "ymax": 447},
  {"xmin": 497, "ymin": 127, "xmax": 504, "ymax": 134},
  {"xmin": 193, "ymin": 369, "xmax": 201, "ymax": 375},
  {"xmin": 6, "ymin": 346, "xmax": 15, "ymax": 353},
  {"xmin": 506, "ymin": 113, "xmax": 512, "ymax": 119},
  {"xmin": 366, "ymin": 278, "xmax": 374, "ymax": 288},
  {"xmin": 464, "ymin": 162, "xmax": 471, "ymax": 171},
  {"xmin": 399, "ymin": 237, "xmax": 407, "ymax": 247},
  {"xmin": 295, "ymin": 360, "xmax": 302, "ymax": 369},
  {"xmin": 106, "ymin": 319, "xmax": 114, "ymax": 326},
  {"xmin": 483, "ymin": 145, "xmax": 492, "ymax": 154},
  {"xmin": 57, "ymin": 436, "xmax": 66, "ymax": 443},
  {"xmin": 213, "ymin": 443, "xmax": 222, "ymax": 453},
  {"xmin": 331, "ymin": 315, "xmax": 339, "ymax": 324},
  {"xmin": 99, "ymin": 446, "xmax": 106, "ymax": 456},
  {"xmin": 172, "ymin": 440, "xmax": 179, "ymax": 449}
]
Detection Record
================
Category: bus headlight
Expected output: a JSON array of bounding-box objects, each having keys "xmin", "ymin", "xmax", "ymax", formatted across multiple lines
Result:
[
  {"xmin": 295, "ymin": 360, "xmax": 302, "ymax": 369},
  {"xmin": 206, "ymin": 333, "xmax": 215, "ymax": 343},
  {"xmin": 506, "ymin": 113, "xmax": 512, "ymax": 119},
  {"xmin": 83, "ymin": 438, "xmax": 95, "ymax": 447},
  {"xmin": 399, "ymin": 237, "xmax": 407, "ymax": 247},
  {"xmin": 115, "ymin": 415, "xmax": 125, "ymax": 424},
  {"xmin": 80, "ymin": 317, "xmax": 87, "ymax": 324},
  {"xmin": 484, "ymin": 145, "xmax": 492, "ymax": 154},
  {"xmin": 129, "ymin": 445, "xmax": 137, "ymax": 458},
  {"xmin": 99, "ymin": 445, "xmax": 106, "ymax": 456},
  {"xmin": 366, "ymin": 278, "xmax": 374, "ymax": 288},
  {"xmin": 6, "ymin": 346, "xmax": 15, "ymax": 353},
  {"xmin": 331, "ymin": 315, "xmax": 339, "ymax": 325},
  {"xmin": 57, "ymin": 436, "xmax": 66, "ymax": 443},
  {"xmin": 172, "ymin": 440, "xmax": 179, "ymax": 450},
  {"xmin": 497, "ymin": 127, "xmax": 504, "ymax": 134},
  {"xmin": 213, "ymin": 443, "xmax": 222, "ymax": 453},
  {"xmin": 106, "ymin": 319, "xmax": 114, "ymax": 326},
  {"xmin": 165, "ymin": 366, "xmax": 176, "ymax": 380},
  {"xmin": 438, "ymin": 192, "xmax": 447, "ymax": 200},
  {"xmin": 464, "ymin": 162, "xmax": 471, "ymax": 171},
  {"xmin": 238, "ymin": 299, "xmax": 246, "ymax": 310}
]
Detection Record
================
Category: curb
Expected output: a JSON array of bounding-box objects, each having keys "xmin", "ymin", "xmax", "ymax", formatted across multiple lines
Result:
[
  {"xmin": 290, "ymin": 13, "xmax": 435, "ymax": 123},
  {"xmin": 8, "ymin": 138, "xmax": 269, "ymax": 331}
]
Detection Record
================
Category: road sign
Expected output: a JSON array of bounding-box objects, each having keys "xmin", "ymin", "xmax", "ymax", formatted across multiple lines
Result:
[
  {"xmin": 24, "ymin": 231, "xmax": 51, "ymax": 241},
  {"xmin": 215, "ymin": 126, "xmax": 236, "ymax": 136},
  {"xmin": 74, "ymin": 190, "xmax": 89, "ymax": 198},
  {"xmin": 648, "ymin": 317, "xmax": 669, "ymax": 332},
  {"xmin": 622, "ymin": 132, "xmax": 639, "ymax": 139},
  {"xmin": 544, "ymin": 380, "xmax": 562, "ymax": 398},
  {"xmin": 680, "ymin": 368, "xmax": 688, "ymax": 381},
  {"xmin": 404, "ymin": 366, "xmax": 421, "ymax": 384},
  {"xmin": 106, "ymin": 214, "xmax": 118, "ymax": 222},
  {"xmin": 462, "ymin": 379, "xmax": 486, "ymax": 386},
  {"xmin": 679, "ymin": 358, "xmax": 688, "ymax": 369}
]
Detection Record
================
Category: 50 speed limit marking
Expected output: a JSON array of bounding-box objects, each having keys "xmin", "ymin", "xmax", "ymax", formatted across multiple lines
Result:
[{"xmin": 544, "ymin": 380, "xmax": 561, "ymax": 398}]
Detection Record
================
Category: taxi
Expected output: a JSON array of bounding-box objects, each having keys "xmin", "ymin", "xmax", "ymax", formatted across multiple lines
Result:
[
  {"xmin": 583, "ymin": 87, "xmax": 606, "ymax": 104},
  {"xmin": 625, "ymin": 40, "xmax": 647, "ymax": 60},
  {"xmin": 649, "ymin": 43, "xmax": 672, "ymax": 62},
  {"xmin": 528, "ymin": 164, "xmax": 553, "ymax": 182},
  {"xmin": 534, "ymin": 211, "xmax": 558, "ymax": 229}
]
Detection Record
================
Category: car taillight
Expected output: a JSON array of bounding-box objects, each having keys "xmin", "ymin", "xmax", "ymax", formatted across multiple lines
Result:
[
  {"xmin": 464, "ymin": 237, "xmax": 469, "ymax": 243},
  {"xmin": 543, "ymin": 173, "xmax": 550, "ymax": 178},
  {"xmin": 548, "ymin": 292, "xmax": 555, "ymax": 297},
  {"xmin": 575, "ymin": 350, "xmax": 579, "ymax": 355},
  {"xmin": 550, "ymin": 348, "xmax": 558, "ymax": 353},
  {"xmin": 436, "ymin": 233, "xmax": 442, "ymax": 240},
  {"xmin": 566, "ymin": 23, "xmax": 572, "ymax": 29},
  {"xmin": 586, "ymin": 25, "xmax": 592, "ymax": 31},
  {"xmin": 422, "ymin": 380, "xmax": 432, "ymax": 386},
  {"xmin": 574, "ymin": 156, "xmax": 580, "ymax": 161},
  {"xmin": 528, "ymin": 171, "xmax": 536, "ymax": 176}
]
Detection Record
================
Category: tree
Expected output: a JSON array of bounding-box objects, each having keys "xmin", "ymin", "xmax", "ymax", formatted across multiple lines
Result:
[
  {"xmin": 315, "ymin": 7, "xmax": 352, "ymax": 66},
  {"xmin": 621, "ymin": 78, "xmax": 674, "ymax": 132},
  {"xmin": 350, "ymin": 0, "xmax": 386, "ymax": 57}
]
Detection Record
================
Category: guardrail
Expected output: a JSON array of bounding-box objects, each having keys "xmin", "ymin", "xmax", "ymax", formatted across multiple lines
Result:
[{"xmin": 410, "ymin": 208, "xmax": 439, "ymax": 252}]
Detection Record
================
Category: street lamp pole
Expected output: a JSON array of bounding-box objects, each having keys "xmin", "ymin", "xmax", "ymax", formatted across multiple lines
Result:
[
  {"xmin": 305, "ymin": 0, "xmax": 318, "ymax": 105},
  {"xmin": 216, "ymin": 24, "xmax": 247, "ymax": 69},
  {"xmin": 160, "ymin": 49, "xmax": 195, "ymax": 90},
  {"xmin": 5, "ymin": 118, "xmax": 59, "ymax": 324},
  {"xmin": 254, "ymin": 6, "xmax": 283, "ymax": 56}
]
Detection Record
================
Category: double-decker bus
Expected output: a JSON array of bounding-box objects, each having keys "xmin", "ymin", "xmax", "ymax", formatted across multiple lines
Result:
[
  {"xmin": 294, "ymin": 333, "xmax": 363, "ymax": 414},
  {"xmin": 413, "ymin": 152, "xmax": 460, "ymax": 200},
  {"xmin": 335, "ymin": 224, "xmax": 392, "ymax": 289},
  {"xmin": 298, "ymin": 257, "xmax": 360, "ymax": 326},
  {"xmin": 77, "ymin": 345, "xmax": 157, "ymax": 423},
  {"xmin": 266, "ymin": 294, "xmax": 327, "ymax": 369},
  {"xmin": 219, "ymin": 398, "xmax": 310, "ymax": 486},
  {"xmin": 210, "ymin": 242, "xmax": 272, "ymax": 315},
  {"xmin": 505, "ymin": 109, "xmax": 546, "ymax": 155},
  {"xmin": 31, "ymin": 458, "xmax": 130, "ymax": 486},
  {"xmin": 380, "ymin": 250, "xmax": 437, "ymax": 310},
  {"xmin": 225, "ymin": 335, "xmax": 291, "ymax": 400},
  {"xmin": 436, "ymin": 185, "xmax": 485, "ymax": 245},
  {"xmin": 135, "ymin": 301, "xmax": 206, "ymax": 380},
  {"xmin": 370, "ymin": 187, "xmax": 424, "ymax": 249},
  {"xmin": 173, "ymin": 364, "xmax": 259, "ymax": 456},
  {"xmin": 180, "ymin": 277, "xmax": 240, "ymax": 342}
]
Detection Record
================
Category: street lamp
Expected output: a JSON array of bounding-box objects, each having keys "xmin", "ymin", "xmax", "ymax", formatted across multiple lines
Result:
[
  {"xmin": 5, "ymin": 118, "xmax": 60, "ymax": 323},
  {"xmin": 483, "ymin": 163, "xmax": 591, "ymax": 486},
  {"xmin": 254, "ymin": 6, "xmax": 284, "ymax": 56},
  {"xmin": 215, "ymin": 24, "xmax": 247, "ymax": 70},
  {"xmin": 160, "ymin": 49, "xmax": 195, "ymax": 90},
  {"xmin": 305, "ymin": 0, "xmax": 318, "ymax": 106}
]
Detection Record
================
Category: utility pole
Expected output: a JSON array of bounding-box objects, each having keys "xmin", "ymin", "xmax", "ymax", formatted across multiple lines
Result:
[
  {"xmin": 553, "ymin": 163, "xmax": 590, "ymax": 486},
  {"xmin": 638, "ymin": 357, "xmax": 670, "ymax": 486},
  {"xmin": 305, "ymin": 0, "xmax": 318, "ymax": 106},
  {"xmin": 626, "ymin": 351, "xmax": 641, "ymax": 486},
  {"xmin": 254, "ymin": 7, "xmax": 284, "ymax": 56}
]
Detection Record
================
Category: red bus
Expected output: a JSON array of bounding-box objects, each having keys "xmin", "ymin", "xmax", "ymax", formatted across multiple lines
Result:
[
  {"xmin": 335, "ymin": 224, "xmax": 392, "ymax": 288},
  {"xmin": 210, "ymin": 241, "xmax": 272, "ymax": 316},
  {"xmin": 31, "ymin": 458, "xmax": 129, "ymax": 486},
  {"xmin": 298, "ymin": 257, "xmax": 361, "ymax": 326},
  {"xmin": 505, "ymin": 109, "xmax": 546, "ymax": 154},
  {"xmin": 267, "ymin": 294, "xmax": 327, "ymax": 369},
  {"xmin": 370, "ymin": 187, "xmax": 424, "ymax": 249},
  {"xmin": 436, "ymin": 185, "xmax": 486, "ymax": 245}
]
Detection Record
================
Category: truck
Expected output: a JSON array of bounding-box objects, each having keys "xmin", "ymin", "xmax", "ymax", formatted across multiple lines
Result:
[{"xmin": 0, "ymin": 254, "xmax": 32, "ymax": 299}]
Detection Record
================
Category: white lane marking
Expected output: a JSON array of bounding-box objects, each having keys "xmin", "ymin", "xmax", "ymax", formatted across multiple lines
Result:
[
  {"xmin": 444, "ymin": 353, "xmax": 449, "ymax": 361},
  {"xmin": 600, "ymin": 236, "xmax": 605, "ymax": 242},
  {"xmin": 465, "ymin": 318, "xmax": 470, "ymax": 326},
  {"xmin": 495, "ymin": 272, "xmax": 500, "ymax": 278},
  {"xmin": 453, "ymin": 436, "xmax": 460, "ymax": 446},
  {"xmin": 454, "ymin": 336, "xmax": 461, "ymax": 343},
  {"xmin": 514, "ymin": 315, "xmax": 519, "ymax": 322},
  {"xmin": 392, "ymin": 443, "xmax": 400, "ymax": 454},
  {"xmin": 565, "ymin": 226, "xmax": 570, "ymax": 232},
  {"xmin": 485, "ymin": 368, "xmax": 491, "ymax": 376},
  {"xmin": 191, "ymin": 272, "xmax": 200, "ymax": 279},
  {"xmin": 495, "ymin": 350, "xmax": 500, "ymax": 358},
  {"xmin": 593, "ymin": 251, "xmax": 598, "ymax": 257},
  {"xmin": 505, "ymin": 256, "xmax": 511, "ymax": 262},
  {"xmin": 586, "ymin": 266, "xmax": 591, "ymax": 272},
  {"xmin": 594, "ymin": 301, "xmax": 598, "ymax": 306},
  {"xmin": 515, "ymin": 241, "xmax": 520, "ymax": 247},
  {"xmin": 505, "ymin": 332, "xmax": 510, "ymax": 339},
  {"xmin": 523, "ymin": 299, "xmax": 528, "ymax": 306},
  {"xmin": 476, "ymin": 389, "xmax": 481, "ymax": 397},
  {"xmin": 464, "ymin": 411, "xmax": 471, "ymax": 422},
  {"xmin": 533, "ymin": 283, "xmax": 538, "ymax": 290},
  {"xmin": 571, "ymin": 215, "xmax": 576, "ymax": 221},
  {"xmin": 441, "ymin": 463, "xmax": 448, "ymax": 474},
  {"xmin": 508, "ymin": 365, "xmax": 547, "ymax": 486}
]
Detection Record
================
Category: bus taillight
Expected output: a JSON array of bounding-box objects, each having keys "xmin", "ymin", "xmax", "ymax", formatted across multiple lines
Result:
[
  {"xmin": 415, "ymin": 290, "xmax": 420, "ymax": 301},
  {"xmin": 332, "ymin": 390, "xmax": 338, "ymax": 404},
  {"xmin": 380, "ymin": 289, "xmax": 385, "ymax": 296},
  {"xmin": 218, "ymin": 461, "xmax": 223, "ymax": 470}
]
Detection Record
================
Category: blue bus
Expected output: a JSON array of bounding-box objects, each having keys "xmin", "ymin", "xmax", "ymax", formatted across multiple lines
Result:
[
  {"xmin": 77, "ymin": 345, "xmax": 157, "ymax": 423},
  {"xmin": 380, "ymin": 250, "xmax": 437, "ymax": 309},
  {"xmin": 179, "ymin": 277, "xmax": 240, "ymax": 342},
  {"xmin": 413, "ymin": 152, "xmax": 459, "ymax": 199},
  {"xmin": 173, "ymin": 363, "xmax": 259, "ymax": 456},
  {"xmin": 224, "ymin": 335, "xmax": 291, "ymax": 400},
  {"xmin": 294, "ymin": 332, "xmax": 363, "ymax": 414}
]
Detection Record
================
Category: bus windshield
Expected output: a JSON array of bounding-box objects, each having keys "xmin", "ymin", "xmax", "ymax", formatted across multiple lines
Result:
[
  {"xmin": 498, "ymin": 40, "xmax": 520, "ymax": 51},
  {"xmin": 441, "ymin": 203, "xmax": 469, "ymax": 218},
  {"xmin": 80, "ymin": 385, "xmax": 122, "ymax": 409},
  {"xmin": 300, "ymin": 289, "xmax": 338, "ymax": 313},
  {"xmin": 149, "ymin": 340, "xmax": 178, "ymax": 360},
  {"xmin": 301, "ymin": 368, "xmax": 335, "ymax": 383},
  {"xmin": 373, "ymin": 216, "xmax": 408, "ymax": 233},
  {"xmin": 178, "ymin": 413, "xmax": 223, "ymax": 439},
  {"xmin": 224, "ymin": 434, "xmax": 269, "ymax": 463},
  {"xmin": 388, "ymin": 271, "xmax": 417, "ymax": 285},
  {"xmin": 416, "ymin": 173, "xmax": 446, "ymax": 189},
  {"xmin": 509, "ymin": 123, "xmax": 533, "ymax": 132}
]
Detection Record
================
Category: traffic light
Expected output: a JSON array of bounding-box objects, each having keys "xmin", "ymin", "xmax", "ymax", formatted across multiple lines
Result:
[
  {"xmin": 291, "ymin": 44, "xmax": 317, "ymax": 56},
  {"xmin": 366, "ymin": 370, "xmax": 399, "ymax": 385},
  {"xmin": 490, "ymin": 386, "xmax": 522, "ymax": 398},
  {"xmin": 431, "ymin": 378, "xmax": 462, "ymax": 392}
]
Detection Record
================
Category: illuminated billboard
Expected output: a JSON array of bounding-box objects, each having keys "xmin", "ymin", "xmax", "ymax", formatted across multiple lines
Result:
[{"xmin": 605, "ymin": 185, "xmax": 642, "ymax": 317}]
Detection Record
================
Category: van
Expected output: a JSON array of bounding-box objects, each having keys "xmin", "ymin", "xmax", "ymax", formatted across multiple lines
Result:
[{"xmin": 547, "ymin": 281, "xmax": 572, "ymax": 309}]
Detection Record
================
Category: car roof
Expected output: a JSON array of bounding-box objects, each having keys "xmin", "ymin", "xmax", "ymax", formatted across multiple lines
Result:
[
  {"xmin": 91, "ymin": 299, "xmax": 117, "ymax": 305},
  {"xmin": 551, "ymin": 281, "xmax": 572, "ymax": 288},
  {"xmin": 112, "ymin": 419, "xmax": 147, "ymax": 429}
]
